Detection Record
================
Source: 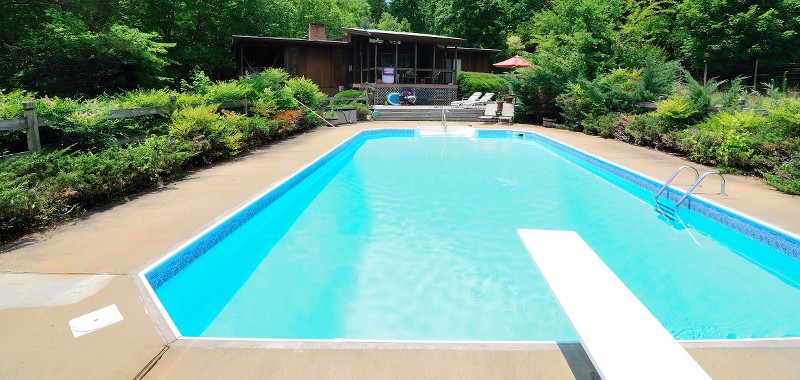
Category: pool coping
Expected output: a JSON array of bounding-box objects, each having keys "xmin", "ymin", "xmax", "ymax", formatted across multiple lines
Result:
[{"xmin": 133, "ymin": 126, "xmax": 800, "ymax": 349}]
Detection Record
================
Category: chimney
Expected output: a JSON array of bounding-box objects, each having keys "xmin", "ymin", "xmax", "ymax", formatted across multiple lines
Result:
[{"xmin": 308, "ymin": 23, "xmax": 326, "ymax": 41}]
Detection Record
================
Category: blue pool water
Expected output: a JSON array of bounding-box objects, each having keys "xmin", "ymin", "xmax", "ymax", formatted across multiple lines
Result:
[{"xmin": 148, "ymin": 131, "xmax": 800, "ymax": 341}]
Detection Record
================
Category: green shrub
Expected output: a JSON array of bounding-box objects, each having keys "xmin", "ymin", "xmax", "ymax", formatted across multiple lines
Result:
[
  {"xmin": 330, "ymin": 89, "xmax": 365, "ymax": 107},
  {"xmin": 582, "ymin": 114, "xmax": 621, "ymax": 138},
  {"xmin": 169, "ymin": 104, "xmax": 246, "ymax": 160},
  {"xmin": 285, "ymin": 77, "xmax": 325, "ymax": 110},
  {"xmin": 351, "ymin": 103, "xmax": 371, "ymax": 121},
  {"xmin": 507, "ymin": 51, "xmax": 585, "ymax": 121},
  {"xmin": 767, "ymin": 98, "xmax": 800, "ymax": 137},
  {"xmin": 457, "ymin": 72, "xmax": 509, "ymax": 98},
  {"xmin": 0, "ymin": 136, "xmax": 194, "ymax": 238},
  {"xmin": 764, "ymin": 162, "xmax": 800, "ymax": 195},
  {"xmin": 0, "ymin": 89, "xmax": 34, "ymax": 119},
  {"xmin": 239, "ymin": 69, "xmax": 295, "ymax": 110},
  {"xmin": 35, "ymin": 97, "xmax": 119, "ymax": 150},
  {"xmin": 204, "ymin": 81, "xmax": 249, "ymax": 104},
  {"xmin": 115, "ymin": 88, "xmax": 172, "ymax": 108},
  {"xmin": 625, "ymin": 113, "xmax": 666, "ymax": 147},
  {"xmin": 655, "ymin": 95, "xmax": 700, "ymax": 129},
  {"xmin": 677, "ymin": 111, "xmax": 762, "ymax": 168}
]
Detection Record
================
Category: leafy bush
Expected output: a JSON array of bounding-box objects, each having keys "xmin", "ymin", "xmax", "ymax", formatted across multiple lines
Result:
[
  {"xmin": 457, "ymin": 72, "xmax": 509, "ymax": 98},
  {"xmin": 625, "ymin": 113, "xmax": 666, "ymax": 147},
  {"xmin": 677, "ymin": 111, "xmax": 763, "ymax": 169},
  {"xmin": 330, "ymin": 89, "xmax": 365, "ymax": 107},
  {"xmin": 351, "ymin": 103, "xmax": 371, "ymax": 121},
  {"xmin": 507, "ymin": 51, "xmax": 585, "ymax": 121},
  {"xmin": 764, "ymin": 162, "xmax": 800, "ymax": 195},
  {"xmin": 285, "ymin": 77, "xmax": 325, "ymax": 110},
  {"xmin": 169, "ymin": 105, "xmax": 246, "ymax": 160},
  {"xmin": 203, "ymin": 81, "xmax": 250, "ymax": 104},
  {"xmin": 655, "ymin": 95, "xmax": 700, "ymax": 129},
  {"xmin": 583, "ymin": 113, "xmax": 626, "ymax": 138},
  {"xmin": 115, "ymin": 89, "xmax": 172, "ymax": 108},
  {"xmin": 0, "ymin": 136, "xmax": 194, "ymax": 238}
]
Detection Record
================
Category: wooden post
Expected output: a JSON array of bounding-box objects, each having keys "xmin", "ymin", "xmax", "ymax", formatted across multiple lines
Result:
[
  {"xmin": 738, "ymin": 98, "xmax": 745, "ymax": 111},
  {"xmin": 394, "ymin": 41, "xmax": 399, "ymax": 84},
  {"xmin": 753, "ymin": 59, "xmax": 759, "ymax": 91},
  {"xmin": 454, "ymin": 46, "xmax": 458, "ymax": 85},
  {"xmin": 374, "ymin": 40, "xmax": 378, "ymax": 83},
  {"xmin": 169, "ymin": 94, "xmax": 177, "ymax": 114},
  {"xmin": 243, "ymin": 95, "xmax": 249, "ymax": 115},
  {"xmin": 359, "ymin": 37, "xmax": 364, "ymax": 84},
  {"xmin": 703, "ymin": 63, "xmax": 707, "ymax": 86},
  {"xmin": 414, "ymin": 42, "xmax": 418, "ymax": 84},
  {"xmin": 432, "ymin": 44, "xmax": 436, "ymax": 84},
  {"xmin": 22, "ymin": 101, "xmax": 41, "ymax": 152}
]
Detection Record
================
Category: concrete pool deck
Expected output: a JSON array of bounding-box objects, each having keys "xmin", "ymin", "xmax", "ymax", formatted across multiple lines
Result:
[{"xmin": 1, "ymin": 121, "xmax": 799, "ymax": 379}]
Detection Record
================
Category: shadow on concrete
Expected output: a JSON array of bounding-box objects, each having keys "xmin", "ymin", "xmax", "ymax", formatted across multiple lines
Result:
[{"xmin": 557, "ymin": 342, "xmax": 597, "ymax": 379}]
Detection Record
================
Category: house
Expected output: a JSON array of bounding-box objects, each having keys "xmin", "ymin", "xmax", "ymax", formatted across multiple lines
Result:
[{"xmin": 232, "ymin": 23, "xmax": 500, "ymax": 104}]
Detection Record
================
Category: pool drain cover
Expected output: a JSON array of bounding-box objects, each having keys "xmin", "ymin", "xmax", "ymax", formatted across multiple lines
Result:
[{"xmin": 69, "ymin": 304, "xmax": 124, "ymax": 337}]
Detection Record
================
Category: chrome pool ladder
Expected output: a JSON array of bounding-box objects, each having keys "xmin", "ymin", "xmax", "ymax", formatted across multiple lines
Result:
[{"xmin": 654, "ymin": 166, "xmax": 726, "ymax": 220}]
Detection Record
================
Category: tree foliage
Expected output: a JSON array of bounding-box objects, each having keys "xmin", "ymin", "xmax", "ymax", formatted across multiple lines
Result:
[{"xmin": 674, "ymin": 0, "xmax": 800, "ymax": 72}]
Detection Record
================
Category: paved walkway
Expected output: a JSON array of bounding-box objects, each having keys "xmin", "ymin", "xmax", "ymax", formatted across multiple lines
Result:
[{"xmin": 1, "ymin": 121, "xmax": 799, "ymax": 379}]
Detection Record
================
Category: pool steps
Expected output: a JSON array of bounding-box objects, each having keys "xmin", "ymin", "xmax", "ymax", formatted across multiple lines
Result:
[{"xmin": 518, "ymin": 229, "xmax": 712, "ymax": 379}]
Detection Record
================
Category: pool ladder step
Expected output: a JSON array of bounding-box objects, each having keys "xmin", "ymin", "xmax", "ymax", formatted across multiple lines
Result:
[{"xmin": 654, "ymin": 166, "xmax": 726, "ymax": 219}]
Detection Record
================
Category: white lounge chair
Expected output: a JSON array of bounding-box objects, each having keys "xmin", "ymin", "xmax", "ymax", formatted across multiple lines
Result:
[
  {"xmin": 478, "ymin": 102, "xmax": 498, "ymax": 121},
  {"xmin": 499, "ymin": 103, "xmax": 514, "ymax": 124},
  {"xmin": 450, "ymin": 92, "xmax": 482, "ymax": 106},
  {"xmin": 472, "ymin": 92, "xmax": 496, "ymax": 106}
]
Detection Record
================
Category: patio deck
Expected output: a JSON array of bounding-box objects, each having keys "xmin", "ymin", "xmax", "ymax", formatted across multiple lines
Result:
[{"xmin": 1, "ymin": 121, "xmax": 800, "ymax": 379}]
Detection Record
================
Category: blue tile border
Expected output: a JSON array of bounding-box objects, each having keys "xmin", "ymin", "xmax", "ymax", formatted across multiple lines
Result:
[
  {"xmin": 145, "ymin": 129, "xmax": 415, "ymax": 290},
  {"xmin": 146, "ymin": 127, "xmax": 800, "ymax": 291},
  {"xmin": 490, "ymin": 129, "xmax": 800, "ymax": 260}
]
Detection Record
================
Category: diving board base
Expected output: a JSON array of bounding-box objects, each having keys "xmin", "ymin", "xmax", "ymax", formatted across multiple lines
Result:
[{"xmin": 517, "ymin": 229, "xmax": 711, "ymax": 380}]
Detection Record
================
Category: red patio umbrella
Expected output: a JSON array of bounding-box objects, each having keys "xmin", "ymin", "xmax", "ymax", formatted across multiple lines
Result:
[{"xmin": 493, "ymin": 55, "xmax": 532, "ymax": 69}]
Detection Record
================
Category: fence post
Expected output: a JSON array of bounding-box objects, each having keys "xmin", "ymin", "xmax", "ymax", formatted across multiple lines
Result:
[
  {"xmin": 243, "ymin": 95, "xmax": 248, "ymax": 115},
  {"xmin": 169, "ymin": 94, "xmax": 177, "ymax": 114},
  {"xmin": 23, "ymin": 101, "xmax": 41, "ymax": 152},
  {"xmin": 738, "ymin": 98, "xmax": 745, "ymax": 111},
  {"xmin": 658, "ymin": 96, "xmax": 665, "ymax": 101}
]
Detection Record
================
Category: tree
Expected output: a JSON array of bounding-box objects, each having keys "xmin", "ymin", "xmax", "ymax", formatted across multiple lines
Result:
[
  {"xmin": 375, "ymin": 13, "xmax": 411, "ymax": 32},
  {"xmin": 674, "ymin": 0, "xmax": 800, "ymax": 75},
  {"xmin": 8, "ymin": 10, "xmax": 174, "ymax": 97},
  {"xmin": 366, "ymin": 0, "xmax": 386, "ymax": 23}
]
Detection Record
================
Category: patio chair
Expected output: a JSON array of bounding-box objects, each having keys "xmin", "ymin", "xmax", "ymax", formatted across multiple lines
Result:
[
  {"xmin": 459, "ymin": 92, "xmax": 496, "ymax": 108},
  {"xmin": 478, "ymin": 102, "xmax": 499, "ymax": 121},
  {"xmin": 499, "ymin": 103, "xmax": 514, "ymax": 124},
  {"xmin": 450, "ymin": 92, "xmax": 482, "ymax": 106}
]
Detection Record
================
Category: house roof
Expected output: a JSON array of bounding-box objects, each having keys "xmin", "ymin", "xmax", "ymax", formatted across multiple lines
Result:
[
  {"xmin": 341, "ymin": 28, "xmax": 467, "ymax": 44},
  {"xmin": 232, "ymin": 35, "xmax": 349, "ymax": 47},
  {"xmin": 453, "ymin": 47, "xmax": 502, "ymax": 54}
]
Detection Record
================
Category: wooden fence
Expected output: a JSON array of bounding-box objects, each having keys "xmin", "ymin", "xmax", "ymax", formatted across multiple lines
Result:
[{"xmin": 0, "ymin": 95, "xmax": 246, "ymax": 161}]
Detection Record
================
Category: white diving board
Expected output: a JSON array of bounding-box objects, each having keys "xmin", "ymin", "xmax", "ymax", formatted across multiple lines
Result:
[{"xmin": 517, "ymin": 229, "xmax": 711, "ymax": 380}]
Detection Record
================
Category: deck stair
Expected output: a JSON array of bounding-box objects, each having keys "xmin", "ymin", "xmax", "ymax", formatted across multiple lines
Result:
[
  {"xmin": 373, "ymin": 106, "xmax": 484, "ymax": 121},
  {"xmin": 518, "ymin": 229, "xmax": 712, "ymax": 380}
]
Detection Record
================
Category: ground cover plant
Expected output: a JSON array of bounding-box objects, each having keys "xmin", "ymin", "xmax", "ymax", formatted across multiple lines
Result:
[{"xmin": 0, "ymin": 69, "xmax": 325, "ymax": 243}]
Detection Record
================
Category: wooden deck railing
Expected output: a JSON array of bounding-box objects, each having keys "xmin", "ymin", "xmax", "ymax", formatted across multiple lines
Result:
[{"xmin": 0, "ymin": 96, "xmax": 247, "ymax": 161}]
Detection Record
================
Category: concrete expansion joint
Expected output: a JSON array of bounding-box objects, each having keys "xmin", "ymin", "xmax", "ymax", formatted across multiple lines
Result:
[
  {"xmin": 0, "ymin": 270, "xmax": 125, "ymax": 276},
  {"xmin": 133, "ymin": 345, "xmax": 170, "ymax": 380}
]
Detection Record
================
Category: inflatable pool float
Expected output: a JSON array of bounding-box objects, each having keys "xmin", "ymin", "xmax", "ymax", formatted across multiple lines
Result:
[
  {"xmin": 399, "ymin": 88, "xmax": 416, "ymax": 105},
  {"xmin": 386, "ymin": 92, "xmax": 401, "ymax": 105}
]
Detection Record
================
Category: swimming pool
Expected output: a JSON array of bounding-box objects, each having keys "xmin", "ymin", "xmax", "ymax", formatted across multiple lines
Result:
[{"xmin": 141, "ymin": 128, "xmax": 800, "ymax": 342}]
